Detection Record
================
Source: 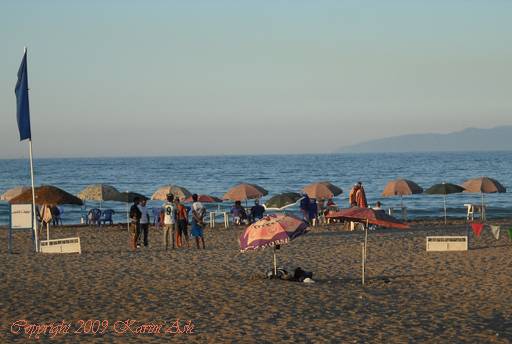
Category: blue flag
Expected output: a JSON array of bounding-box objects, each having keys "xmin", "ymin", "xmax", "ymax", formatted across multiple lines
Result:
[{"xmin": 15, "ymin": 50, "xmax": 31, "ymax": 141}]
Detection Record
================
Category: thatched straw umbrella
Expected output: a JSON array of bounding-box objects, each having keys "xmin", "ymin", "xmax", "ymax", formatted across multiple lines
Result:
[
  {"xmin": 10, "ymin": 185, "xmax": 83, "ymax": 240},
  {"xmin": 0, "ymin": 186, "xmax": 30, "ymax": 202},
  {"xmin": 151, "ymin": 185, "xmax": 192, "ymax": 201}
]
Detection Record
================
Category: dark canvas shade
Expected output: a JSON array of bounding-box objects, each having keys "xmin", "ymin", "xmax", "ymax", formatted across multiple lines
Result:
[{"xmin": 424, "ymin": 183, "xmax": 465, "ymax": 224}]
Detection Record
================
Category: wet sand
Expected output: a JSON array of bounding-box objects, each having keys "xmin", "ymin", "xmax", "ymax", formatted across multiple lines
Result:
[{"xmin": 1, "ymin": 220, "xmax": 512, "ymax": 343}]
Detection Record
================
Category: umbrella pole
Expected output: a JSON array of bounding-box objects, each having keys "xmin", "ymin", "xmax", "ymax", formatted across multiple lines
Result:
[
  {"xmin": 46, "ymin": 222, "xmax": 50, "ymax": 241},
  {"xmin": 361, "ymin": 243, "xmax": 365, "ymax": 286},
  {"xmin": 273, "ymin": 247, "xmax": 277, "ymax": 277},
  {"xmin": 444, "ymin": 195, "xmax": 447, "ymax": 225},
  {"xmin": 481, "ymin": 193, "xmax": 485, "ymax": 221},
  {"xmin": 365, "ymin": 219, "xmax": 368, "ymax": 261}
]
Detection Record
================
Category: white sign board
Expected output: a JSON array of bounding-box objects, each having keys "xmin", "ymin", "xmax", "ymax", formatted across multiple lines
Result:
[
  {"xmin": 426, "ymin": 236, "xmax": 468, "ymax": 252},
  {"xmin": 11, "ymin": 204, "xmax": 33, "ymax": 229},
  {"xmin": 40, "ymin": 237, "xmax": 81, "ymax": 254}
]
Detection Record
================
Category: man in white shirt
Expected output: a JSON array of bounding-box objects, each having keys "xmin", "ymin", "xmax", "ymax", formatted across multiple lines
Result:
[
  {"xmin": 162, "ymin": 194, "xmax": 176, "ymax": 250},
  {"xmin": 137, "ymin": 198, "xmax": 150, "ymax": 247}
]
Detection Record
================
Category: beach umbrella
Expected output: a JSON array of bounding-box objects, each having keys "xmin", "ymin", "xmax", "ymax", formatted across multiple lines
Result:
[
  {"xmin": 223, "ymin": 183, "xmax": 268, "ymax": 202},
  {"xmin": 116, "ymin": 191, "xmax": 148, "ymax": 203},
  {"xmin": 326, "ymin": 207, "xmax": 409, "ymax": 230},
  {"xmin": 462, "ymin": 177, "xmax": 506, "ymax": 220},
  {"xmin": 240, "ymin": 214, "xmax": 308, "ymax": 276},
  {"xmin": 0, "ymin": 186, "xmax": 30, "ymax": 202},
  {"xmin": 151, "ymin": 185, "xmax": 192, "ymax": 201},
  {"xmin": 183, "ymin": 194, "xmax": 223, "ymax": 203},
  {"xmin": 10, "ymin": 185, "xmax": 83, "ymax": 206},
  {"xmin": 302, "ymin": 181, "xmax": 342, "ymax": 200},
  {"xmin": 10, "ymin": 185, "xmax": 83, "ymax": 241},
  {"xmin": 326, "ymin": 207, "xmax": 408, "ymax": 285},
  {"xmin": 424, "ymin": 182, "xmax": 465, "ymax": 224},
  {"xmin": 382, "ymin": 179, "xmax": 423, "ymax": 208},
  {"xmin": 264, "ymin": 192, "xmax": 303, "ymax": 211},
  {"xmin": 77, "ymin": 184, "xmax": 122, "ymax": 209}
]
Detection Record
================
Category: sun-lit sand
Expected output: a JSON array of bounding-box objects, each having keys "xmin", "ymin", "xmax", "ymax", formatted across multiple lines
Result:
[{"xmin": 1, "ymin": 220, "xmax": 512, "ymax": 343}]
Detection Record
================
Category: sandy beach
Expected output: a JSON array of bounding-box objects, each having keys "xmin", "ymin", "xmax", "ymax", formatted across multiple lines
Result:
[{"xmin": 1, "ymin": 220, "xmax": 512, "ymax": 343}]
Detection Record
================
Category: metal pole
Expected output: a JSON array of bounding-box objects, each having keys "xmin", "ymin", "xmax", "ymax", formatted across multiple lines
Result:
[
  {"xmin": 361, "ymin": 243, "xmax": 365, "ymax": 286},
  {"xmin": 365, "ymin": 219, "xmax": 368, "ymax": 260},
  {"xmin": 273, "ymin": 248, "xmax": 277, "ymax": 277},
  {"xmin": 29, "ymin": 140, "xmax": 38, "ymax": 252},
  {"xmin": 481, "ymin": 193, "xmax": 485, "ymax": 221},
  {"xmin": 444, "ymin": 195, "xmax": 447, "ymax": 224}
]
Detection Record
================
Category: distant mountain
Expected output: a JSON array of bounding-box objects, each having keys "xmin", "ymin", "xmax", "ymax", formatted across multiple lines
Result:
[{"xmin": 339, "ymin": 125, "xmax": 512, "ymax": 153}]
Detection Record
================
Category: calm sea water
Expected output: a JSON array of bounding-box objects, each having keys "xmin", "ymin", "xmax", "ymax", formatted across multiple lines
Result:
[{"xmin": 0, "ymin": 152, "xmax": 510, "ymax": 225}]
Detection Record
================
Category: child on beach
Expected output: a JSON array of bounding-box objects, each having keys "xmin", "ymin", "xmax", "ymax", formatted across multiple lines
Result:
[
  {"xmin": 191, "ymin": 194, "xmax": 206, "ymax": 249},
  {"xmin": 175, "ymin": 197, "xmax": 190, "ymax": 248}
]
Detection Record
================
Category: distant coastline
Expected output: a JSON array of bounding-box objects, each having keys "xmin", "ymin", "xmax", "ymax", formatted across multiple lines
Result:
[{"xmin": 339, "ymin": 125, "xmax": 512, "ymax": 153}]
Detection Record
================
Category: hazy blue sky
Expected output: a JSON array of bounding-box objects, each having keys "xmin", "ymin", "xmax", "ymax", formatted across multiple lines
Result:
[{"xmin": 1, "ymin": 1, "xmax": 511, "ymax": 158}]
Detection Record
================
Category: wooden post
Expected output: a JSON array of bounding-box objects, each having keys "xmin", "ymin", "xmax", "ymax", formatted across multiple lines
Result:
[
  {"xmin": 361, "ymin": 242, "xmax": 365, "ymax": 286},
  {"xmin": 273, "ymin": 247, "xmax": 277, "ymax": 277}
]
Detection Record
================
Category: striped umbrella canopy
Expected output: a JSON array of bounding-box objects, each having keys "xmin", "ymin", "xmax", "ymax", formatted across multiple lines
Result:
[
  {"xmin": 223, "ymin": 183, "xmax": 268, "ymax": 201},
  {"xmin": 382, "ymin": 179, "xmax": 423, "ymax": 208},
  {"xmin": 302, "ymin": 181, "xmax": 342, "ymax": 200},
  {"xmin": 462, "ymin": 177, "xmax": 506, "ymax": 221},
  {"xmin": 0, "ymin": 186, "xmax": 30, "ymax": 202},
  {"xmin": 183, "ymin": 194, "xmax": 223, "ymax": 203},
  {"xmin": 151, "ymin": 185, "xmax": 192, "ymax": 201},
  {"xmin": 424, "ymin": 182, "xmax": 465, "ymax": 224},
  {"xmin": 462, "ymin": 177, "xmax": 506, "ymax": 194},
  {"xmin": 264, "ymin": 192, "xmax": 303, "ymax": 210},
  {"xmin": 77, "ymin": 184, "xmax": 121, "ymax": 202},
  {"xmin": 9, "ymin": 185, "xmax": 83, "ymax": 206},
  {"xmin": 240, "ymin": 214, "xmax": 308, "ymax": 276}
]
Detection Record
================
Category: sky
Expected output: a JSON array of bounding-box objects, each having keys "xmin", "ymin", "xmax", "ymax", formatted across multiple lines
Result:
[{"xmin": 1, "ymin": 1, "xmax": 511, "ymax": 158}]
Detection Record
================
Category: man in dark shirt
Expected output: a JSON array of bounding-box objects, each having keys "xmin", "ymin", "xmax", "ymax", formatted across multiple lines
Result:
[
  {"xmin": 250, "ymin": 199, "xmax": 265, "ymax": 222},
  {"xmin": 129, "ymin": 197, "xmax": 142, "ymax": 251}
]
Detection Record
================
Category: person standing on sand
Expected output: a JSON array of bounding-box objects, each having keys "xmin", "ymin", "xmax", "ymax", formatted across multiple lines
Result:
[
  {"xmin": 175, "ymin": 197, "xmax": 190, "ymax": 248},
  {"xmin": 191, "ymin": 194, "xmax": 206, "ymax": 249},
  {"xmin": 138, "ymin": 198, "xmax": 150, "ymax": 247},
  {"xmin": 162, "ymin": 194, "xmax": 176, "ymax": 250},
  {"xmin": 129, "ymin": 197, "xmax": 142, "ymax": 251},
  {"xmin": 349, "ymin": 184, "xmax": 358, "ymax": 207},
  {"xmin": 356, "ymin": 181, "xmax": 368, "ymax": 208}
]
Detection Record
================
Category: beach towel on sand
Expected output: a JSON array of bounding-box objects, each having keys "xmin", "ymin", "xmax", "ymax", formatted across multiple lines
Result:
[
  {"xmin": 471, "ymin": 223, "xmax": 484, "ymax": 238},
  {"xmin": 490, "ymin": 225, "xmax": 500, "ymax": 240}
]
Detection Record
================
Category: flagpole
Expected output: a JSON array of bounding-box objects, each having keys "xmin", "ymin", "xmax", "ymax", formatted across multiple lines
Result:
[
  {"xmin": 23, "ymin": 46, "xmax": 39, "ymax": 252},
  {"xmin": 29, "ymin": 138, "xmax": 38, "ymax": 251}
]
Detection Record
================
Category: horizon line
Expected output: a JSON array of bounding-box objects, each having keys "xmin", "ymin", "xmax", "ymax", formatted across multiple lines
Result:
[{"xmin": 1, "ymin": 149, "xmax": 512, "ymax": 161}]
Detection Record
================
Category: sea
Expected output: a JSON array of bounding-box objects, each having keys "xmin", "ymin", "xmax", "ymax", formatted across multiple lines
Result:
[{"xmin": 0, "ymin": 152, "xmax": 511, "ymax": 225}]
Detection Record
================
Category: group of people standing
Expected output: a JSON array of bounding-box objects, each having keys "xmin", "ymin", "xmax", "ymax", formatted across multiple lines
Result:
[{"xmin": 128, "ymin": 194, "xmax": 206, "ymax": 251}]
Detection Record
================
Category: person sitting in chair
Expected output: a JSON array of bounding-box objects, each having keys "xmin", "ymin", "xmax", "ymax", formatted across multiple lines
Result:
[
  {"xmin": 231, "ymin": 201, "xmax": 248, "ymax": 225},
  {"xmin": 101, "ymin": 209, "xmax": 115, "ymax": 225},
  {"xmin": 87, "ymin": 208, "xmax": 102, "ymax": 226},
  {"xmin": 250, "ymin": 200, "xmax": 265, "ymax": 222}
]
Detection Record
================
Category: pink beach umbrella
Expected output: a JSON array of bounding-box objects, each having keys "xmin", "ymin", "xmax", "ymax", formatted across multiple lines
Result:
[{"xmin": 240, "ymin": 214, "xmax": 308, "ymax": 276}]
